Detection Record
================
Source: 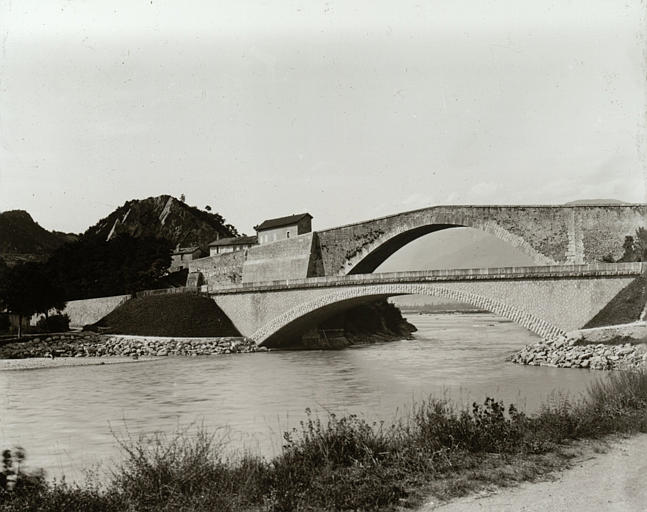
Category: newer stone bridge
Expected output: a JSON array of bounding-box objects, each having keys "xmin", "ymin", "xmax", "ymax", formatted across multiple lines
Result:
[
  {"xmin": 191, "ymin": 203, "xmax": 647, "ymax": 346},
  {"xmin": 210, "ymin": 263, "xmax": 645, "ymax": 347}
]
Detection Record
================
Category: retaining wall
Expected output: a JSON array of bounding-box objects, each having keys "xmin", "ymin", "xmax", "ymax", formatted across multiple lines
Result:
[{"xmin": 40, "ymin": 294, "xmax": 132, "ymax": 328}]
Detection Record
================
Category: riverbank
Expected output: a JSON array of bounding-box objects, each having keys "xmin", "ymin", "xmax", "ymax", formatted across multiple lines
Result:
[
  {"xmin": 2, "ymin": 370, "xmax": 647, "ymax": 511},
  {"xmin": 423, "ymin": 433, "xmax": 647, "ymax": 511},
  {"xmin": 509, "ymin": 321, "xmax": 647, "ymax": 370},
  {"xmin": 0, "ymin": 356, "xmax": 160, "ymax": 371},
  {"xmin": 0, "ymin": 332, "xmax": 261, "ymax": 360}
]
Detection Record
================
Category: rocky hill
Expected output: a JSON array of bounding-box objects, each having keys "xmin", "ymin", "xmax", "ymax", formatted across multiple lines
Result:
[
  {"xmin": 0, "ymin": 210, "xmax": 77, "ymax": 266},
  {"xmin": 83, "ymin": 195, "xmax": 239, "ymax": 249}
]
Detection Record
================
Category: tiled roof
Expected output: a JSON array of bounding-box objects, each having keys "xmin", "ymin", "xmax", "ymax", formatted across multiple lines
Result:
[
  {"xmin": 254, "ymin": 213, "xmax": 312, "ymax": 231},
  {"xmin": 208, "ymin": 235, "xmax": 258, "ymax": 247},
  {"xmin": 172, "ymin": 246, "xmax": 200, "ymax": 255}
]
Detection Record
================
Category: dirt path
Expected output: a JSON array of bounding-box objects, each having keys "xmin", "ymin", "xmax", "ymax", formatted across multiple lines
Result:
[{"xmin": 420, "ymin": 434, "xmax": 647, "ymax": 512}]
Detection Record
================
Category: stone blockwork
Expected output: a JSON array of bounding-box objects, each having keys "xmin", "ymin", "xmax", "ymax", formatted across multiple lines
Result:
[
  {"xmin": 316, "ymin": 205, "xmax": 647, "ymax": 275},
  {"xmin": 241, "ymin": 232, "xmax": 324, "ymax": 283},
  {"xmin": 54, "ymin": 294, "xmax": 131, "ymax": 328},
  {"xmin": 189, "ymin": 233, "xmax": 325, "ymax": 288},
  {"xmin": 211, "ymin": 264, "xmax": 643, "ymax": 346},
  {"xmin": 188, "ymin": 250, "xmax": 246, "ymax": 286}
]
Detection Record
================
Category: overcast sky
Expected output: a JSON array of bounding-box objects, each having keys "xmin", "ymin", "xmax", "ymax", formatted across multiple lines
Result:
[{"xmin": 1, "ymin": 0, "xmax": 645, "ymax": 234}]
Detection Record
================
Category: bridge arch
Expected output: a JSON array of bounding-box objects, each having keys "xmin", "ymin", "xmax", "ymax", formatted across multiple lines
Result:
[
  {"xmin": 338, "ymin": 219, "xmax": 557, "ymax": 275},
  {"xmin": 251, "ymin": 283, "xmax": 566, "ymax": 347}
]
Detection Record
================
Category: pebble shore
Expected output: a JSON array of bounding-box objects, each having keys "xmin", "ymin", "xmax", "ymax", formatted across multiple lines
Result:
[
  {"xmin": 509, "ymin": 334, "xmax": 647, "ymax": 370},
  {"xmin": 0, "ymin": 356, "xmax": 159, "ymax": 371},
  {"xmin": 0, "ymin": 332, "xmax": 263, "ymax": 361}
]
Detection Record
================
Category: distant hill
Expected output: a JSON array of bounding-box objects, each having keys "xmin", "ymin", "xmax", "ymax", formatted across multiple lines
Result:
[
  {"xmin": 377, "ymin": 227, "xmax": 536, "ymax": 273},
  {"xmin": 0, "ymin": 210, "xmax": 77, "ymax": 266},
  {"xmin": 83, "ymin": 195, "xmax": 239, "ymax": 249},
  {"xmin": 564, "ymin": 199, "xmax": 631, "ymax": 206},
  {"xmin": 380, "ymin": 227, "xmax": 537, "ymax": 309}
]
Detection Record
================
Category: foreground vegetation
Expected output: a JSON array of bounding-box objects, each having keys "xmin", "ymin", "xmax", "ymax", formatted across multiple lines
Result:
[{"xmin": 2, "ymin": 370, "xmax": 647, "ymax": 511}]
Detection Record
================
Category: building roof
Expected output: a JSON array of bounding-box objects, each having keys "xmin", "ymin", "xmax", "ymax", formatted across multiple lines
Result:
[
  {"xmin": 208, "ymin": 235, "xmax": 258, "ymax": 247},
  {"xmin": 172, "ymin": 246, "xmax": 201, "ymax": 255},
  {"xmin": 254, "ymin": 213, "xmax": 312, "ymax": 232}
]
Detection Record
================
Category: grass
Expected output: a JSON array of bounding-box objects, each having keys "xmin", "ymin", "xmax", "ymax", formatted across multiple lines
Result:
[{"xmin": 2, "ymin": 370, "xmax": 647, "ymax": 511}]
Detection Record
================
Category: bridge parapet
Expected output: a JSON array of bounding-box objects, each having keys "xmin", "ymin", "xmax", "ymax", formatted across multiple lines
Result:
[{"xmin": 209, "ymin": 262, "xmax": 644, "ymax": 295}]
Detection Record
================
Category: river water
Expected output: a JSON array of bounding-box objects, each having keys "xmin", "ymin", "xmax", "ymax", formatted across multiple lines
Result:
[{"xmin": 1, "ymin": 313, "xmax": 602, "ymax": 482}]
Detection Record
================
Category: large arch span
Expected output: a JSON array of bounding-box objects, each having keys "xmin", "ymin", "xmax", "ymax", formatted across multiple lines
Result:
[
  {"xmin": 340, "ymin": 222, "xmax": 551, "ymax": 275},
  {"xmin": 252, "ymin": 283, "xmax": 566, "ymax": 347},
  {"xmin": 314, "ymin": 205, "xmax": 647, "ymax": 277}
]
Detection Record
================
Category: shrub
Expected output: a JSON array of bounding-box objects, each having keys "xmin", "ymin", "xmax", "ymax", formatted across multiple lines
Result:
[
  {"xmin": 0, "ymin": 315, "xmax": 9, "ymax": 333},
  {"xmin": 0, "ymin": 448, "xmax": 47, "ymax": 506},
  {"xmin": 35, "ymin": 314, "xmax": 70, "ymax": 333}
]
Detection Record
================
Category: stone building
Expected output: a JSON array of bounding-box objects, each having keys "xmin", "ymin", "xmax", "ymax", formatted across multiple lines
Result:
[
  {"xmin": 254, "ymin": 213, "xmax": 312, "ymax": 244},
  {"xmin": 208, "ymin": 235, "xmax": 257, "ymax": 256},
  {"xmin": 170, "ymin": 246, "xmax": 204, "ymax": 270}
]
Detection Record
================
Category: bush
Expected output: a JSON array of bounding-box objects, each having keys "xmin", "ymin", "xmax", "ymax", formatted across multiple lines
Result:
[
  {"xmin": 0, "ymin": 448, "xmax": 47, "ymax": 505},
  {"xmin": 0, "ymin": 315, "xmax": 9, "ymax": 333},
  {"xmin": 35, "ymin": 314, "xmax": 70, "ymax": 333},
  {"xmin": 2, "ymin": 371, "xmax": 647, "ymax": 511}
]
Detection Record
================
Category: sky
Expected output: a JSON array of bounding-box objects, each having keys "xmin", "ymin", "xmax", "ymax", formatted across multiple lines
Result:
[{"xmin": 1, "ymin": 0, "xmax": 646, "ymax": 235}]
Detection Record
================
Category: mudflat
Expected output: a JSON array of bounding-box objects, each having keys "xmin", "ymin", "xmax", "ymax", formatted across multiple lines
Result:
[
  {"xmin": 421, "ymin": 434, "xmax": 647, "ymax": 512},
  {"xmin": 0, "ymin": 356, "xmax": 159, "ymax": 371}
]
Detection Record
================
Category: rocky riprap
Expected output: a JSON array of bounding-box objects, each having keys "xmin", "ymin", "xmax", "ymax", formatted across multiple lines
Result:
[
  {"xmin": 0, "ymin": 333, "xmax": 262, "ymax": 359},
  {"xmin": 509, "ymin": 335, "xmax": 647, "ymax": 370}
]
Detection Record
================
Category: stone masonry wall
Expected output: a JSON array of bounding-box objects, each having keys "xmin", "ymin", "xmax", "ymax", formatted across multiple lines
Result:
[
  {"xmin": 578, "ymin": 206, "xmax": 647, "ymax": 262},
  {"xmin": 316, "ymin": 205, "xmax": 647, "ymax": 276},
  {"xmin": 241, "ymin": 232, "xmax": 322, "ymax": 283},
  {"xmin": 56, "ymin": 294, "xmax": 131, "ymax": 328},
  {"xmin": 188, "ymin": 251, "xmax": 246, "ymax": 286}
]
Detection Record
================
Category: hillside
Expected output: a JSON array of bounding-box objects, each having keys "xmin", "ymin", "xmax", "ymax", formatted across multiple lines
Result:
[
  {"xmin": 0, "ymin": 210, "xmax": 77, "ymax": 266},
  {"xmin": 83, "ymin": 195, "xmax": 238, "ymax": 249}
]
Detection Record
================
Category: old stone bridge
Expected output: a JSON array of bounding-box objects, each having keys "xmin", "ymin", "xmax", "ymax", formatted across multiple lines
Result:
[
  {"xmin": 210, "ymin": 263, "xmax": 645, "ymax": 347},
  {"xmin": 191, "ymin": 204, "xmax": 646, "ymax": 286},
  {"xmin": 188, "ymin": 203, "xmax": 646, "ymax": 346}
]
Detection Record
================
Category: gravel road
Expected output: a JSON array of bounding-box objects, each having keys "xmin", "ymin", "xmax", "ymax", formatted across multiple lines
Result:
[{"xmin": 420, "ymin": 434, "xmax": 647, "ymax": 512}]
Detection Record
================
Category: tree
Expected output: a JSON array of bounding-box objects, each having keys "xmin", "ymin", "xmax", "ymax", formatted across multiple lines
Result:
[
  {"xmin": 0, "ymin": 257, "xmax": 8, "ymax": 311},
  {"xmin": 635, "ymin": 227, "xmax": 647, "ymax": 261},
  {"xmin": 616, "ymin": 228, "xmax": 647, "ymax": 263},
  {"xmin": 0, "ymin": 262, "xmax": 66, "ymax": 337},
  {"xmin": 46, "ymin": 234, "xmax": 173, "ymax": 300}
]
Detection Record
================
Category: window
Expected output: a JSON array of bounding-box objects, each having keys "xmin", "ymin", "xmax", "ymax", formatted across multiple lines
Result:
[{"xmin": 286, "ymin": 231, "xmax": 290, "ymax": 238}]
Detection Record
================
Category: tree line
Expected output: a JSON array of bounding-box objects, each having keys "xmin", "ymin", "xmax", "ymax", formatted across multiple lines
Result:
[{"xmin": 0, "ymin": 234, "xmax": 172, "ymax": 336}]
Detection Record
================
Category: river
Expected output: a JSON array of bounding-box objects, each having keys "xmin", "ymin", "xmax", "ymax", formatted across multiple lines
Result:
[{"xmin": 0, "ymin": 312, "xmax": 602, "ymax": 482}]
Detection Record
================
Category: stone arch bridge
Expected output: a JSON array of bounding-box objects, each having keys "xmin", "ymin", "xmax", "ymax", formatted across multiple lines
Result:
[
  {"xmin": 211, "ymin": 263, "xmax": 645, "ymax": 347},
  {"xmin": 191, "ymin": 204, "xmax": 646, "ymax": 286},
  {"xmin": 315, "ymin": 204, "xmax": 647, "ymax": 277}
]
